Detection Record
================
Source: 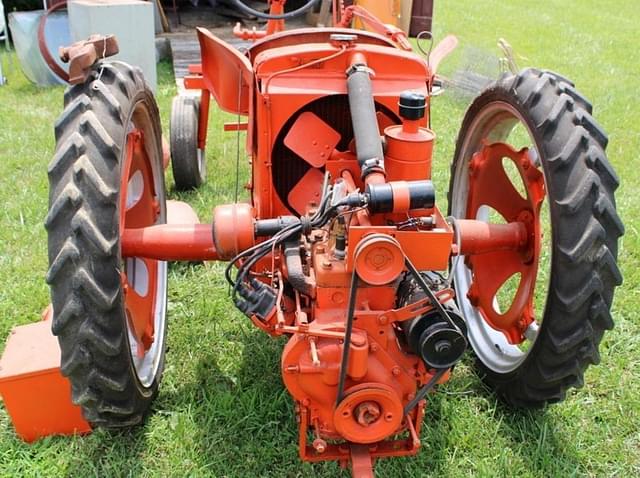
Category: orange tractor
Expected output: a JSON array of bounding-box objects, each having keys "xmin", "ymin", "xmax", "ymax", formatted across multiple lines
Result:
[{"xmin": 45, "ymin": 1, "xmax": 623, "ymax": 476}]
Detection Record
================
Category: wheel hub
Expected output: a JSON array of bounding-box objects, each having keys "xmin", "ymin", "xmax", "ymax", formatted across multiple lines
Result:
[{"xmin": 465, "ymin": 142, "xmax": 545, "ymax": 344}]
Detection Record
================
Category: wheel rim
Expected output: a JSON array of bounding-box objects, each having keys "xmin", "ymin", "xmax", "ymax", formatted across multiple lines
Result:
[
  {"xmin": 197, "ymin": 148, "xmax": 205, "ymax": 179},
  {"xmin": 120, "ymin": 106, "xmax": 167, "ymax": 388},
  {"xmin": 451, "ymin": 101, "xmax": 551, "ymax": 373}
]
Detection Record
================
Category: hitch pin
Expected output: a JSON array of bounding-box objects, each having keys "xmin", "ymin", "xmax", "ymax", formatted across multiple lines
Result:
[{"xmin": 309, "ymin": 337, "xmax": 320, "ymax": 367}]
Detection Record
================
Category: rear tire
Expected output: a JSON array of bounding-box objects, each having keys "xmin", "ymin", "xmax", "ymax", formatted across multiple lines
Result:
[
  {"xmin": 46, "ymin": 62, "xmax": 168, "ymax": 427},
  {"xmin": 449, "ymin": 69, "xmax": 624, "ymax": 407},
  {"xmin": 170, "ymin": 95, "xmax": 205, "ymax": 190}
]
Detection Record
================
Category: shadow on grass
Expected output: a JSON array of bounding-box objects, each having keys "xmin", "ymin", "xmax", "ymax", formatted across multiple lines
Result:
[
  {"xmin": 493, "ymin": 403, "xmax": 583, "ymax": 476},
  {"xmin": 159, "ymin": 327, "xmax": 585, "ymax": 477},
  {"xmin": 463, "ymin": 356, "xmax": 584, "ymax": 476},
  {"xmin": 159, "ymin": 325, "xmax": 352, "ymax": 477},
  {"xmin": 61, "ymin": 426, "xmax": 150, "ymax": 476},
  {"xmin": 57, "ymin": 330, "xmax": 581, "ymax": 477}
]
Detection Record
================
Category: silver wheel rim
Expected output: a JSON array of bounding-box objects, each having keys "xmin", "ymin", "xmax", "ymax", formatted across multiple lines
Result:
[
  {"xmin": 123, "ymin": 102, "xmax": 168, "ymax": 388},
  {"xmin": 197, "ymin": 148, "xmax": 205, "ymax": 179},
  {"xmin": 450, "ymin": 101, "xmax": 549, "ymax": 374}
]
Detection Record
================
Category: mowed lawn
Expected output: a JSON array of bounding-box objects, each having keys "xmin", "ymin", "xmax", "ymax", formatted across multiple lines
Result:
[{"xmin": 0, "ymin": 0, "xmax": 638, "ymax": 476}]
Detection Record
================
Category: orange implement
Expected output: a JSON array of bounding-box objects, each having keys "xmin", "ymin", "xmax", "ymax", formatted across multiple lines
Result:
[{"xmin": 0, "ymin": 321, "xmax": 91, "ymax": 442}]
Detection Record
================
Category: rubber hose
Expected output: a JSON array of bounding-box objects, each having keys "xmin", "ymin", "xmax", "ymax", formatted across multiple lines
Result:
[
  {"xmin": 284, "ymin": 240, "xmax": 316, "ymax": 298},
  {"xmin": 347, "ymin": 66, "xmax": 385, "ymax": 176},
  {"xmin": 227, "ymin": 0, "xmax": 320, "ymax": 20},
  {"xmin": 37, "ymin": 1, "xmax": 69, "ymax": 83}
]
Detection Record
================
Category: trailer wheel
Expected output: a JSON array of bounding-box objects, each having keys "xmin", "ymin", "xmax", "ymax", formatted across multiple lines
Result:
[
  {"xmin": 448, "ymin": 69, "xmax": 623, "ymax": 407},
  {"xmin": 170, "ymin": 95, "xmax": 205, "ymax": 190},
  {"xmin": 46, "ymin": 62, "xmax": 168, "ymax": 427}
]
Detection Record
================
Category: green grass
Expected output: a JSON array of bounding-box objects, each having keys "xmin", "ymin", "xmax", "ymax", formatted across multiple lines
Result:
[{"xmin": 1, "ymin": 0, "xmax": 638, "ymax": 476}]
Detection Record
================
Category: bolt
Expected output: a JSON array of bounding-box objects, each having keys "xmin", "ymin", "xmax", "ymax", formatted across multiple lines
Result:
[
  {"xmin": 351, "ymin": 335, "xmax": 365, "ymax": 347},
  {"xmin": 302, "ymin": 398, "xmax": 310, "ymax": 407},
  {"xmin": 322, "ymin": 260, "xmax": 332, "ymax": 269},
  {"xmin": 467, "ymin": 284, "xmax": 479, "ymax": 306},
  {"xmin": 392, "ymin": 366, "xmax": 401, "ymax": 376},
  {"xmin": 378, "ymin": 315, "xmax": 388, "ymax": 325},
  {"xmin": 370, "ymin": 343, "xmax": 379, "ymax": 353},
  {"xmin": 524, "ymin": 320, "xmax": 540, "ymax": 341},
  {"xmin": 313, "ymin": 438, "xmax": 327, "ymax": 453}
]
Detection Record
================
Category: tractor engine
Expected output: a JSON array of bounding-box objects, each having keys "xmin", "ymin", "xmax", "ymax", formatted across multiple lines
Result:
[
  {"xmin": 210, "ymin": 32, "xmax": 469, "ymax": 462},
  {"xmin": 280, "ymin": 231, "xmax": 466, "ymax": 451}
]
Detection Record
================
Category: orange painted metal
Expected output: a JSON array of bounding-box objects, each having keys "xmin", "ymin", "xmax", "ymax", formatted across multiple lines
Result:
[
  {"xmin": 121, "ymin": 224, "xmax": 218, "ymax": 261},
  {"xmin": 346, "ymin": 210, "xmax": 454, "ymax": 272},
  {"xmin": 41, "ymin": 303, "xmax": 54, "ymax": 321},
  {"xmin": 288, "ymin": 168, "xmax": 326, "ymax": 215},
  {"xmin": 120, "ymin": 130, "xmax": 161, "ymax": 353},
  {"xmin": 455, "ymin": 219, "xmax": 527, "ymax": 255},
  {"xmin": 197, "ymin": 28, "xmax": 253, "ymax": 116},
  {"xmin": 284, "ymin": 111, "xmax": 341, "ymax": 168},
  {"xmin": 464, "ymin": 143, "xmax": 545, "ymax": 344},
  {"xmin": 428, "ymin": 34, "xmax": 459, "ymax": 77},
  {"xmin": 349, "ymin": 445, "xmax": 375, "ymax": 478},
  {"xmin": 352, "ymin": 0, "xmax": 401, "ymax": 33},
  {"xmin": 280, "ymin": 289, "xmax": 436, "ymax": 465},
  {"xmin": 0, "ymin": 321, "xmax": 91, "ymax": 442},
  {"xmin": 384, "ymin": 120, "xmax": 435, "ymax": 182},
  {"xmin": 162, "ymin": 136, "xmax": 171, "ymax": 170},
  {"xmin": 333, "ymin": 384, "xmax": 403, "ymax": 444},
  {"xmin": 167, "ymin": 199, "xmax": 201, "ymax": 225},
  {"xmin": 339, "ymin": 5, "xmax": 412, "ymax": 51},
  {"xmin": 104, "ymin": 10, "xmax": 536, "ymax": 474},
  {"xmin": 183, "ymin": 74, "xmax": 205, "ymax": 90},
  {"xmin": 198, "ymin": 89, "xmax": 211, "ymax": 150},
  {"xmin": 250, "ymin": 40, "xmax": 429, "ymax": 219},
  {"xmin": 121, "ymin": 200, "xmax": 213, "ymax": 261},
  {"xmin": 188, "ymin": 63, "xmax": 202, "ymax": 75},
  {"xmin": 247, "ymin": 27, "xmax": 397, "ymax": 61},
  {"xmin": 223, "ymin": 121, "xmax": 249, "ymax": 132},
  {"xmin": 212, "ymin": 203, "xmax": 256, "ymax": 260},
  {"xmin": 353, "ymin": 234, "xmax": 404, "ymax": 286}
]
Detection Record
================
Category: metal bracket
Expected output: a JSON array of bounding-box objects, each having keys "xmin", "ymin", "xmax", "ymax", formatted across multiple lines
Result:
[{"xmin": 59, "ymin": 35, "xmax": 119, "ymax": 85}]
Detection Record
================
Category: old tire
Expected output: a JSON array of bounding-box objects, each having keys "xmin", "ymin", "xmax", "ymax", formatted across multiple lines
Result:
[
  {"xmin": 449, "ymin": 69, "xmax": 624, "ymax": 407},
  {"xmin": 46, "ymin": 62, "xmax": 168, "ymax": 427},
  {"xmin": 170, "ymin": 95, "xmax": 205, "ymax": 190}
]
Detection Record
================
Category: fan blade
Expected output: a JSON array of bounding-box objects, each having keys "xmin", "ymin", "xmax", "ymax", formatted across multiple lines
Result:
[
  {"xmin": 288, "ymin": 168, "xmax": 325, "ymax": 216},
  {"xmin": 284, "ymin": 111, "xmax": 341, "ymax": 168}
]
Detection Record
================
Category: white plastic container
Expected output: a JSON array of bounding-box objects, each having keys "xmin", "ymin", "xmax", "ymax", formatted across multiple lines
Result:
[{"xmin": 68, "ymin": 0, "xmax": 157, "ymax": 91}]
